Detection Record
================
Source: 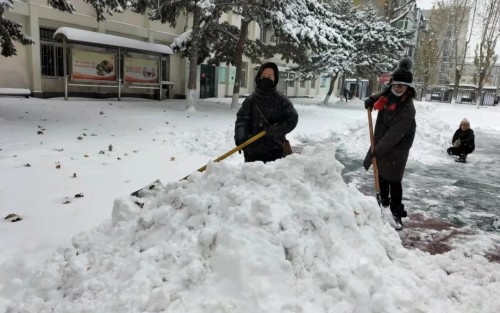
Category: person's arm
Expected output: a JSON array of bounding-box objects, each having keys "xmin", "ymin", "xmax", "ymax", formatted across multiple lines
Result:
[
  {"xmin": 364, "ymin": 89, "xmax": 388, "ymax": 109},
  {"xmin": 266, "ymin": 97, "xmax": 298, "ymax": 137},
  {"xmin": 281, "ymin": 97, "xmax": 298, "ymax": 134},
  {"xmin": 452, "ymin": 129, "xmax": 460, "ymax": 143},
  {"xmin": 234, "ymin": 97, "xmax": 252, "ymax": 145}
]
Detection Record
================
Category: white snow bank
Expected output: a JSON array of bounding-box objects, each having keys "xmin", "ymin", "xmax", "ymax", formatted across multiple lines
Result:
[{"xmin": 2, "ymin": 144, "xmax": 500, "ymax": 313}]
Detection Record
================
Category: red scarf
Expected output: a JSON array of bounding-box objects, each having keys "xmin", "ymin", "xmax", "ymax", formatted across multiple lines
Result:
[{"xmin": 373, "ymin": 95, "xmax": 407, "ymax": 111}]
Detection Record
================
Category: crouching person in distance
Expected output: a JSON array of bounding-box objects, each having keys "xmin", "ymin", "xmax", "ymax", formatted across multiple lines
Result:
[{"xmin": 447, "ymin": 118, "xmax": 475, "ymax": 163}]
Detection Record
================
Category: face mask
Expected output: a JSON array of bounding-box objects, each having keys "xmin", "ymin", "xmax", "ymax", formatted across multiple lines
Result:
[
  {"xmin": 391, "ymin": 88, "xmax": 404, "ymax": 97},
  {"xmin": 257, "ymin": 77, "xmax": 274, "ymax": 91}
]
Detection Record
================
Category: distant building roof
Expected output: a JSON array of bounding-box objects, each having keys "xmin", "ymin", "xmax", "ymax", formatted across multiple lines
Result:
[{"xmin": 53, "ymin": 27, "xmax": 173, "ymax": 55}]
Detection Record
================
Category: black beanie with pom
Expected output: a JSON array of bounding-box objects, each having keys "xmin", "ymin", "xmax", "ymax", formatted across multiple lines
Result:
[{"xmin": 391, "ymin": 57, "xmax": 414, "ymax": 87}]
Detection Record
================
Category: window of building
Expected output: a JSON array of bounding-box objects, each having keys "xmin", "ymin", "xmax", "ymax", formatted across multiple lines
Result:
[
  {"xmin": 311, "ymin": 78, "xmax": 316, "ymax": 88},
  {"xmin": 40, "ymin": 27, "xmax": 65, "ymax": 77},
  {"xmin": 394, "ymin": 18, "xmax": 413, "ymax": 31},
  {"xmin": 241, "ymin": 62, "xmax": 248, "ymax": 88},
  {"xmin": 300, "ymin": 80, "xmax": 306, "ymax": 88}
]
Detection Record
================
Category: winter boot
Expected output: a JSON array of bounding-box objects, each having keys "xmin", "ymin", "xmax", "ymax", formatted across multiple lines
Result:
[
  {"xmin": 390, "ymin": 203, "xmax": 407, "ymax": 217},
  {"xmin": 390, "ymin": 204, "xmax": 407, "ymax": 230},
  {"xmin": 447, "ymin": 148, "xmax": 453, "ymax": 155},
  {"xmin": 455, "ymin": 154, "xmax": 467, "ymax": 163}
]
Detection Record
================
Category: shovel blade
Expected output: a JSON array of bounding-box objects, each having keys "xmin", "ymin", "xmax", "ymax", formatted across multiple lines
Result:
[{"xmin": 130, "ymin": 179, "xmax": 165, "ymax": 198}]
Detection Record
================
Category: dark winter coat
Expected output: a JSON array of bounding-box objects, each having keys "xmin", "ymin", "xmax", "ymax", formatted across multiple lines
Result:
[
  {"xmin": 234, "ymin": 64, "xmax": 298, "ymax": 162},
  {"xmin": 363, "ymin": 90, "xmax": 416, "ymax": 182},
  {"xmin": 451, "ymin": 128, "xmax": 475, "ymax": 151}
]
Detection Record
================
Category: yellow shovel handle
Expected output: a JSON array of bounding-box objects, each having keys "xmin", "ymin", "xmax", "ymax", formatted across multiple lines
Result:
[{"xmin": 182, "ymin": 130, "xmax": 267, "ymax": 180}]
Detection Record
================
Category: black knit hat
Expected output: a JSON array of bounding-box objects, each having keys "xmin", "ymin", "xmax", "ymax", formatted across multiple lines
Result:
[
  {"xmin": 255, "ymin": 62, "xmax": 279, "ymax": 87},
  {"xmin": 391, "ymin": 57, "xmax": 414, "ymax": 88}
]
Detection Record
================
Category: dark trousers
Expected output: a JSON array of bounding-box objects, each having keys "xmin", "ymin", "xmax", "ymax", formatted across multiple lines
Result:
[
  {"xmin": 244, "ymin": 150, "xmax": 284, "ymax": 163},
  {"xmin": 379, "ymin": 176, "xmax": 402, "ymax": 207},
  {"xmin": 447, "ymin": 146, "xmax": 474, "ymax": 156}
]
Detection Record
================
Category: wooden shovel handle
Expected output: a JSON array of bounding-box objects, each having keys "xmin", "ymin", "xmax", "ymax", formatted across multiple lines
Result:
[
  {"xmin": 367, "ymin": 108, "xmax": 380, "ymax": 193},
  {"xmin": 182, "ymin": 130, "xmax": 267, "ymax": 180}
]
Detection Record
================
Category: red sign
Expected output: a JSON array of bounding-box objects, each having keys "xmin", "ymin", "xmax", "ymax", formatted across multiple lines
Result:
[{"xmin": 378, "ymin": 72, "xmax": 392, "ymax": 85}]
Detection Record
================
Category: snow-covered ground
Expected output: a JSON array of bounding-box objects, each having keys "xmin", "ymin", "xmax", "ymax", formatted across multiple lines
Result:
[{"xmin": 1, "ymin": 96, "xmax": 499, "ymax": 312}]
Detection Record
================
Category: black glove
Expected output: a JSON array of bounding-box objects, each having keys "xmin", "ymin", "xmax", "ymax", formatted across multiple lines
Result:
[
  {"xmin": 265, "ymin": 124, "xmax": 284, "ymax": 137},
  {"xmin": 364, "ymin": 98, "xmax": 374, "ymax": 110},
  {"xmin": 235, "ymin": 135, "xmax": 247, "ymax": 146}
]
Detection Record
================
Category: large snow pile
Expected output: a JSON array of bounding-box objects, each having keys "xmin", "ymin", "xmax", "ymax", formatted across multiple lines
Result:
[{"xmin": 2, "ymin": 144, "xmax": 500, "ymax": 313}]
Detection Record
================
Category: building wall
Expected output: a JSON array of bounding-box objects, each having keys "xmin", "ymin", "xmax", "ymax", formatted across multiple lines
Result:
[
  {"xmin": 2, "ymin": 1, "xmax": 328, "ymax": 99},
  {"xmin": 0, "ymin": 12, "xmax": 30, "ymax": 88}
]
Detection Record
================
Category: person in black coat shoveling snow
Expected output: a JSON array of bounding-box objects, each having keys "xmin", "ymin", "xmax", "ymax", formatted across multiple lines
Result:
[
  {"xmin": 234, "ymin": 62, "xmax": 298, "ymax": 163},
  {"xmin": 363, "ymin": 57, "xmax": 417, "ymax": 229},
  {"xmin": 447, "ymin": 118, "xmax": 475, "ymax": 163}
]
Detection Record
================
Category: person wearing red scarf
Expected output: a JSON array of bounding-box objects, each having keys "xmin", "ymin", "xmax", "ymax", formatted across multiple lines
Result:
[{"xmin": 363, "ymin": 57, "xmax": 417, "ymax": 228}]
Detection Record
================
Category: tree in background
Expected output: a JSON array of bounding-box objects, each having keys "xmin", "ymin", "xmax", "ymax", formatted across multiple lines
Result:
[
  {"xmin": 272, "ymin": 0, "xmax": 354, "ymax": 105},
  {"xmin": 473, "ymin": 0, "xmax": 500, "ymax": 107},
  {"xmin": 283, "ymin": 0, "xmax": 353, "ymax": 105},
  {"xmin": 170, "ymin": 0, "xmax": 353, "ymax": 109},
  {"xmin": 290, "ymin": 1, "xmax": 412, "ymax": 104},
  {"xmin": 134, "ymin": 0, "xmax": 219, "ymax": 111},
  {"xmin": 0, "ymin": 0, "xmax": 74, "ymax": 57},
  {"xmin": 348, "ymin": 4, "xmax": 414, "ymax": 98},
  {"xmin": 414, "ymin": 4, "xmax": 452, "ymax": 97},
  {"xmin": 385, "ymin": 0, "xmax": 417, "ymax": 23},
  {"xmin": 435, "ymin": 0, "xmax": 477, "ymax": 105}
]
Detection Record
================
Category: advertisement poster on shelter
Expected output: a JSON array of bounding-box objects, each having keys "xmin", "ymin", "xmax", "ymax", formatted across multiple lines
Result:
[
  {"xmin": 72, "ymin": 49, "xmax": 116, "ymax": 81},
  {"xmin": 124, "ymin": 57, "xmax": 159, "ymax": 83}
]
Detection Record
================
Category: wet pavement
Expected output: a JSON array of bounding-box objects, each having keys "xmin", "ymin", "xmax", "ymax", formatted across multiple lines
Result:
[{"xmin": 336, "ymin": 130, "xmax": 500, "ymax": 261}]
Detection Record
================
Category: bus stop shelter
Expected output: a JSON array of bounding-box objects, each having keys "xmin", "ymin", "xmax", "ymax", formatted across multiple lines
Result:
[{"xmin": 53, "ymin": 27, "xmax": 174, "ymax": 101}]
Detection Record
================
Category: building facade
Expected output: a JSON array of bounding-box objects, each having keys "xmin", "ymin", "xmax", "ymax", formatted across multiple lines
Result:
[{"xmin": 1, "ymin": 0, "xmax": 331, "ymax": 99}]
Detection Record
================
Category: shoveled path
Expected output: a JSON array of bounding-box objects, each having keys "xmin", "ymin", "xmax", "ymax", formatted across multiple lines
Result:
[{"xmin": 336, "ymin": 130, "xmax": 500, "ymax": 262}]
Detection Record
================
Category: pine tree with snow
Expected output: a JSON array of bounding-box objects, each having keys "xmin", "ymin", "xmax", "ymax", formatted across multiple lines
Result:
[
  {"xmin": 133, "ymin": 0, "xmax": 219, "ymax": 111},
  {"xmin": 167, "ymin": 0, "xmax": 353, "ymax": 109},
  {"xmin": 348, "ymin": 4, "xmax": 414, "ymax": 85},
  {"xmin": 290, "ymin": 1, "xmax": 413, "ymax": 104}
]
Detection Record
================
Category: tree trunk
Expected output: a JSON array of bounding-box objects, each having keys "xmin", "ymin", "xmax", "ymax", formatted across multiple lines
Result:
[
  {"xmin": 451, "ymin": 68, "xmax": 461, "ymax": 105},
  {"xmin": 230, "ymin": 19, "xmax": 250, "ymax": 109},
  {"xmin": 186, "ymin": 7, "xmax": 202, "ymax": 111},
  {"xmin": 476, "ymin": 70, "xmax": 486, "ymax": 108},
  {"xmin": 323, "ymin": 72, "xmax": 339, "ymax": 105},
  {"xmin": 352, "ymin": 78, "xmax": 360, "ymax": 99},
  {"xmin": 422, "ymin": 84, "xmax": 429, "ymax": 101}
]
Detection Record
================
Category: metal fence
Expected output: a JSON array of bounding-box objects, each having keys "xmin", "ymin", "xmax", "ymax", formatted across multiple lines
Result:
[{"xmin": 419, "ymin": 86, "xmax": 499, "ymax": 106}]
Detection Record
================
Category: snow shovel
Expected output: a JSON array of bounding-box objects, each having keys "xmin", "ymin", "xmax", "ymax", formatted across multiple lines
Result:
[
  {"xmin": 180, "ymin": 130, "xmax": 266, "ymax": 180},
  {"xmin": 367, "ymin": 108, "xmax": 382, "ymax": 207},
  {"xmin": 130, "ymin": 130, "xmax": 267, "ymax": 197}
]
